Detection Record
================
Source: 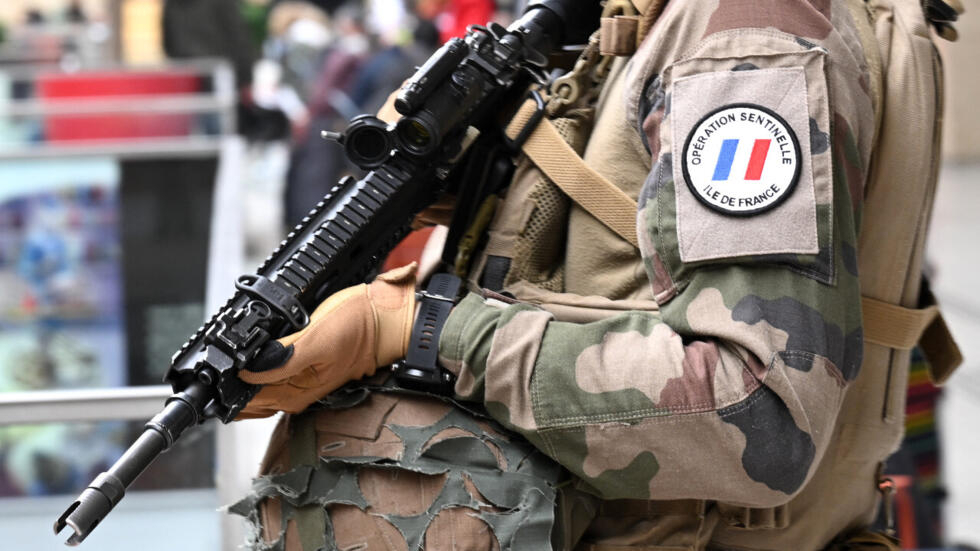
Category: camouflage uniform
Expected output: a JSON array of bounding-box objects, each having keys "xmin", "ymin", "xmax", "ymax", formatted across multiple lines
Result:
[
  {"xmin": 447, "ymin": 0, "xmax": 870, "ymax": 502},
  {"xmin": 236, "ymin": 1, "xmax": 905, "ymax": 549}
]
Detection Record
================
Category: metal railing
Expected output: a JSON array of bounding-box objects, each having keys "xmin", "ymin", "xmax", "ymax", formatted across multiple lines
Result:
[
  {"xmin": 0, "ymin": 385, "xmax": 173, "ymax": 426},
  {"xmin": 0, "ymin": 58, "xmax": 236, "ymax": 159},
  {"xmin": 0, "ymin": 58, "xmax": 256, "ymax": 550}
]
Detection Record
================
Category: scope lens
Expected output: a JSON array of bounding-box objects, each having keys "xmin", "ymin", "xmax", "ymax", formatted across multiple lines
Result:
[
  {"xmin": 349, "ymin": 127, "xmax": 389, "ymax": 163},
  {"xmin": 398, "ymin": 119, "xmax": 433, "ymax": 153}
]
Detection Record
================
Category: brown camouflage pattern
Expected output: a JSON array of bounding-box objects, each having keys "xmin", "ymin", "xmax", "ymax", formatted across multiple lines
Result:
[
  {"xmin": 231, "ymin": 388, "xmax": 566, "ymax": 550},
  {"xmin": 439, "ymin": 0, "xmax": 874, "ymax": 534}
]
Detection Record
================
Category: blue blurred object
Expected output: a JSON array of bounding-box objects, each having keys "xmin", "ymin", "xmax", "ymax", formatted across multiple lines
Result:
[{"xmin": 0, "ymin": 158, "xmax": 126, "ymax": 498}]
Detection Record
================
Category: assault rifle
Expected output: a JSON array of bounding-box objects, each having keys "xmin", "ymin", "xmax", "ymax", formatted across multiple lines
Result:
[{"xmin": 54, "ymin": 0, "xmax": 601, "ymax": 545}]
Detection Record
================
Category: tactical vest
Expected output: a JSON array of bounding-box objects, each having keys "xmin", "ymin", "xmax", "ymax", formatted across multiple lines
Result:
[{"xmin": 463, "ymin": 0, "xmax": 962, "ymax": 549}]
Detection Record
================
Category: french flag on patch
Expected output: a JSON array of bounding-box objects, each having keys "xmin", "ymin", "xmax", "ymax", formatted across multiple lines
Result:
[
  {"xmin": 712, "ymin": 139, "xmax": 772, "ymax": 181},
  {"xmin": 683, "ymin": 104, "xmax": 800, "ymax": 215}
]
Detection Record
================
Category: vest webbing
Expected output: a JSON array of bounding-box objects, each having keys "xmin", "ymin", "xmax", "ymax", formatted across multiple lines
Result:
[
  {"xmin": 506, "ymin": 99, "xmax": 640, "ymax": 249},
  {"xmin": 287, "ymin": 412, "xmax": 326, "ymax": 550},
  {"xmin": 506, "ymin": 97, "xmax": 959, "ymax": 376}
]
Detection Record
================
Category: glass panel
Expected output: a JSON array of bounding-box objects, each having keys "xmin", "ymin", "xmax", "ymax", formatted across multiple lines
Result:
[
  {"xmin": 0, "ymin": 155, "xmax": 218, "ymax": 389},
  {"xmin": 0, "ymin": 419, "xmax": 220, "ymax": 548},
  {"xmin": 0, "ymin": 420, "xmax": 215, "ymax": 498},
  {"xmin": 0, "ymin": 158, "xmax": 126, "ymax": 391}
]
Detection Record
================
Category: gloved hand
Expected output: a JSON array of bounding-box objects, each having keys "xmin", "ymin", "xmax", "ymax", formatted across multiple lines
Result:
[{"xmin": 237, "ymin": 263, "xmax": 418, "ymax": 419}]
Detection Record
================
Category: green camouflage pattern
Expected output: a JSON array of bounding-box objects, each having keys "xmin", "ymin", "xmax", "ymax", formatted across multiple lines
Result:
[
  {"xmin": 230, "ymin": 387, "xmax": 566, "ymax": 550},
  {"xmin": 439, "ymin": 0, "xmax": 874, "ymax": 508}
]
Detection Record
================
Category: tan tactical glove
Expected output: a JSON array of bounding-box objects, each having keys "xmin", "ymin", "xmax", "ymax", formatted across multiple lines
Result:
[{"xmin": 237, "ymin": 263, "xmax": 417, "ymax": 419}]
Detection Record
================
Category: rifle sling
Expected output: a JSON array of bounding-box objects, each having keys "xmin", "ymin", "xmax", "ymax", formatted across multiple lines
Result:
[{"xmin": 506, "ymin": 98, "xmax": 640, "ymax": 249}]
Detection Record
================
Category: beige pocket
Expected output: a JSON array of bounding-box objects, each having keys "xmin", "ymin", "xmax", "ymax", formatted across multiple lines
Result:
[
  {"xmin": 650, "ymin": 32, "xmax": 836, "ymax": 288},
  {"xmin": 670, "ymin": 67, "xmax": 820, "ymax": 263}
]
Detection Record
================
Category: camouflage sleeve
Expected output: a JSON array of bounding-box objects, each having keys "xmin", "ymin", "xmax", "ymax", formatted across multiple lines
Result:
[{"xmin": 438, "ymin": 0, "xmax": 874, "ymax": 507}]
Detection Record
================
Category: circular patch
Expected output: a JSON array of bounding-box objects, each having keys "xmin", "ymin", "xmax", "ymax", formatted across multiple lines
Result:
[{"xmin": 682, "ymin": 103, "xmax": 801, "ymax": 216}]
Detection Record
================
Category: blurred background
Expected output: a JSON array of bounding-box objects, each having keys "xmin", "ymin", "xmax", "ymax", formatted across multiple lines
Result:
[{"xmin": 0, "ymin": 1, "xmax": 974, "ymax": 550}]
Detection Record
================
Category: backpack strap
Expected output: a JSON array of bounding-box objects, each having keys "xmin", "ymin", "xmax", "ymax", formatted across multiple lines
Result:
[
  {"xmin": 857, "ymin": 0, "xmax": 963, "ymax": 385},
  {"xmin": 861, "ymin": 295, "xmax": 963, "ymax": 384},
  {"xmin": 861, "ymin": 297, "xmax": 937, "ymax": 350},
  {"xmin": 846, "ymin": 0, "xmax": 884, "ymax": 143}
]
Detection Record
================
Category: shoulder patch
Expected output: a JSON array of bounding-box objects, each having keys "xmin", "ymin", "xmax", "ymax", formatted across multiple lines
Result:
[
  {"xmin": 682, "ymin": 104, "xmax": 801, "ymax": 216},
  {"xmin": 668, "ymin": 65, "xmax": 823, "ymax": 264}
]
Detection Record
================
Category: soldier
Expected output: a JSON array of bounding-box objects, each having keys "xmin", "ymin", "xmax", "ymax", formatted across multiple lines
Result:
[{"xmin": 231, "ymin": 0, "xmax": 958, "ymax": 549}]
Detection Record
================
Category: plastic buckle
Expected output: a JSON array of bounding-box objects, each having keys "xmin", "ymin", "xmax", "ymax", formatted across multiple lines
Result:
[
  {"xmin": 878, "ymin": 477, "xmax": 897, "ymax": 537},
  {"xmin": 504, "ymin": 89, "xmax": 546, "ymax": 152},
  {"xmin": 235, "ymin": 274, "xmax": 310, "ymax": 329}
]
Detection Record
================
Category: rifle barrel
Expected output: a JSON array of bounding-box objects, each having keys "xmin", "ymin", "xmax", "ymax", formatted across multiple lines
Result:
[{"xmin": 54, "ymin": 384, "xmax": 208, "ymax": 545}]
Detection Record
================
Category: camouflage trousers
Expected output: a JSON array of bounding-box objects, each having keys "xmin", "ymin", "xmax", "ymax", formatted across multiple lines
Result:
[{"xmin": 229, "ymin": 383, "xmax": 724, "ymax": 551}]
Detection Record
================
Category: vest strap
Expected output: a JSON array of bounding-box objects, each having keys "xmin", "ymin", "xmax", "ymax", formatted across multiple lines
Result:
[
  {"xmin": 861, "ymin": 296, "xmax": 937, "ymax": 350},
  {"xmin": 862, "ymin": 294, "xmax": 961, "ymax": 383},
  {"xmin": 506, "ymin": 98, "xmax": 640, "ymax": 249},
  {"xmin": 286, "ymin": 412, "xmax": 327, "ymax": 550}
]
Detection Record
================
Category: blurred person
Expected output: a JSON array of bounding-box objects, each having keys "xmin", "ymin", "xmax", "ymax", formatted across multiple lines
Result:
[
  {"xmin": 241, "ymin": 58, "xmax": 303, "ymax": 257},
  {"xmin": 282, "ymin": 2, "xmax": 371, "ymax": 226},
  {"xmin": 303, "ymin": 2, "xmax": 371, "ymax": 119},
  {"xmin": 348, "ymin": 15, "xmax": 439, "ymax": 115},
  {"xmin": 162, "ymin": 0, "xmax": 258, "ymax": 89},
  {"xmin": 365, "ymin": 0, "xmax": 409, "ymax": 45},
  {"xmin": 65, "ymin": 0, "xmax": 87, "ymax": 23},
  {"xmin": 248, "ymin": 59, "xmax": 309, "ymax": 137},
  {"xmin": 267, "ymin": 0, "xmax": 332, "ymax": 40},
  {"xmin": 417, "ymin": 0, "xmax": 495, "ymax": 43},
  {"xmin": 240, "ymin": 2, "xmax": 353, "ymax": 259},
  {"xmin": 265, "ymin": 0, "xmax": 334, "ymax": 100},
  {"xmin": 25, "ymin": 8, "xmax": 46, "ymax": 26},
  {"xmin": 269, "ymin": 0, "xmax": 349, "ymax": 16}
]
